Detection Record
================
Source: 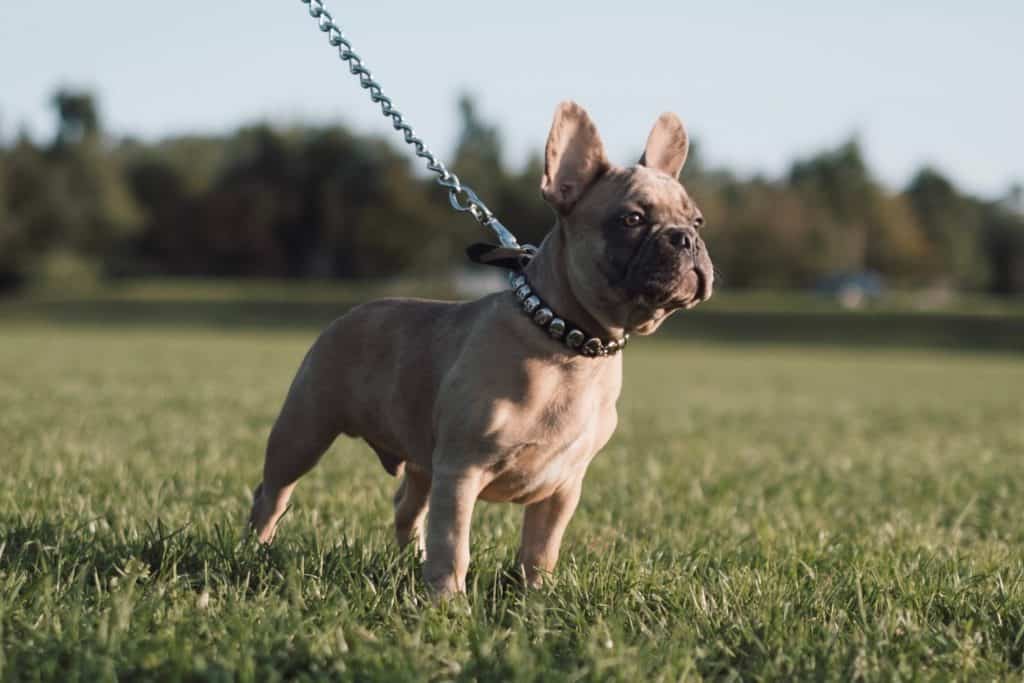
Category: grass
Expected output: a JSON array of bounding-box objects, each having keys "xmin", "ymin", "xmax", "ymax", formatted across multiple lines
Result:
[{"xmin": 1, "ymin": 303, "xmax": 1023, "ymax": 680}]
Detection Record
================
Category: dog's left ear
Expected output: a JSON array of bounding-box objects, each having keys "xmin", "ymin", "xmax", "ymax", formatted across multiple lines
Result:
[{"xmin": 639, "ymin": 113, "xmax": 689, "ymax": 179}]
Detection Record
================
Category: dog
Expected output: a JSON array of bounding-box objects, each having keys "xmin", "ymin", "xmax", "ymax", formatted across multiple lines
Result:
[{"xmin": 249, "ymin": 101, "xmax": 713, "ymax": 597}]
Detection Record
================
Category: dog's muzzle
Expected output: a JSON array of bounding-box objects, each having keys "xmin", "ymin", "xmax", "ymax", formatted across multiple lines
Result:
[{"xmin": 630, "ymin": 225, "xmax": 713, "ymax": 310}]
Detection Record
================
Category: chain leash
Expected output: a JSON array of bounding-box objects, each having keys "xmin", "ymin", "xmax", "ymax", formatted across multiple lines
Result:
[{"xmin": 300, "ymin": 0, "xmax": 520, "ymax": 248}]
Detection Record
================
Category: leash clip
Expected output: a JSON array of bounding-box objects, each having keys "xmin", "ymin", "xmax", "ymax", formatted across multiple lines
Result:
[{"xmin": 449, "ymin": 187, "xmax": 520, "ymax": 248}]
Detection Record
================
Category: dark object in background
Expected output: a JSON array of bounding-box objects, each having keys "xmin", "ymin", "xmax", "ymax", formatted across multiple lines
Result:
[{"xmin": 816, "ymin": 271, "xmax": 884, "ymax": 309}]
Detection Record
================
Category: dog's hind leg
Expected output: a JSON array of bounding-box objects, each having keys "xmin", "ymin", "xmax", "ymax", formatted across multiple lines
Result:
[
  {"xmin": 250, "ymin": 423, "xmax": 337, "ymax": 542},
  {"xmin": 393, "ymin": 466, "xmax": 431, "ymax": 556},
  {"xmin": 250, "ymin": 362, "xmax": 341, "ymax": 543}
]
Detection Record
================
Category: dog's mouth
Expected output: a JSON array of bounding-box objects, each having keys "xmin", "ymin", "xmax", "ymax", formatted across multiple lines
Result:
[
  {"xmin": 659, "ymin": 267, "xmax": 712, "ymax": 311},
  {"xmin": 684, "ymin": 267, "xmax": 712, "ymax": 308},
  {"xmin": 628, "ymin": 268, "xmax": 711, "ymax": 334}
]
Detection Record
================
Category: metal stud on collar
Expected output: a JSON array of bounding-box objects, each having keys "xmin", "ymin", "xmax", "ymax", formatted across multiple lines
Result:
[
  {"xmin": 507, "ymin": 271, "xmax": 628, "ymax": 357},
  {"xmin": 533, "ymin": 308, "xmax": 554, "ymax": 326}
]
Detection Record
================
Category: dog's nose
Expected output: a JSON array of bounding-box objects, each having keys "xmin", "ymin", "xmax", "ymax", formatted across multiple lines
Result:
[{"xmin": 666, "ymin": 226, "xmax": 698, "ymax": 252}]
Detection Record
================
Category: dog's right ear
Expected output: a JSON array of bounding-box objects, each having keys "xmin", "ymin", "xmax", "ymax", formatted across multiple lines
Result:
[{"xmin": 541, "ymin": 101, "xmax": 610, "ymax": 214}]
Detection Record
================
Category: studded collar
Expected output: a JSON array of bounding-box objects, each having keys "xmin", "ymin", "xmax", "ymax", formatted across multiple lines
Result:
[{"xmin": 508, "ymin": 271, "xmax": 629, "ymax": 357}]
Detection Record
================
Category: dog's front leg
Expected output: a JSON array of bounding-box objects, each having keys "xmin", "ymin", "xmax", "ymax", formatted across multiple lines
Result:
[
  {"xmin": 422, "ymin": 467, "xmax": 481, "ymax": 597},
  {"xmin": 517, "ymin": 479, "xmax": 583, "ymax": 587}
]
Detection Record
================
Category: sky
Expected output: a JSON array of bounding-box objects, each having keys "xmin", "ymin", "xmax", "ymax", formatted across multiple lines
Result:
[{"xmin": 1, "ymin": 1, "xmax": 1020, "ymax": 198}]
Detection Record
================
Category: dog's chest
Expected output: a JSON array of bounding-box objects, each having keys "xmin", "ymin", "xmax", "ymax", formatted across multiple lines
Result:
[{"xmin": 478, "ymin": 388, "xmax": 618, "ymax": 505}]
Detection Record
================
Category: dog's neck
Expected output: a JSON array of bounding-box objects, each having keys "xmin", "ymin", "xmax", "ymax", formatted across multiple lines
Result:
[{"xmin": 523, "ymin": 224, "xmax": 626, "ymax": 342}]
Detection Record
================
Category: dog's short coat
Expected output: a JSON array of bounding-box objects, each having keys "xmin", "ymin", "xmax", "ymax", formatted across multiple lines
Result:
[{"xmin": 250, "ymin": 101, "xmax": 713, "ymax": 596}]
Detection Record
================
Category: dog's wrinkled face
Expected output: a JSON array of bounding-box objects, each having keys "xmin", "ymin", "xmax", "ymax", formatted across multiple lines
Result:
[
  {"xmin": 544, "ymin": 102, "xmax": 712, "ymax": 335},
  {"xmin": 541, "ymin": 102, "xmax": 714, "ymax": 335},
  {"xmin": 578, "ymin": 165, "xmax": 713, "ymax": 334}
]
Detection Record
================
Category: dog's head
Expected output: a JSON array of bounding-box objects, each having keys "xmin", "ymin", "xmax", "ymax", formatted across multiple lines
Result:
[{"xmin": 541, "ymin": 101, "xmax": 713, "ymax": 335}]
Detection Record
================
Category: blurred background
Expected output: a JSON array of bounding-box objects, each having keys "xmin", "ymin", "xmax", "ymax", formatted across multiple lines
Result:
[{"xmin": 1, "ymin": 1, "xmax": 1022, "ymax": 348}]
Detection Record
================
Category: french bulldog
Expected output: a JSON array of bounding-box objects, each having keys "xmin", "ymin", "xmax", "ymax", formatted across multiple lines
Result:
[{"xmin": 250, "ymin": 101, "xmax": 713, "ymax": 597}]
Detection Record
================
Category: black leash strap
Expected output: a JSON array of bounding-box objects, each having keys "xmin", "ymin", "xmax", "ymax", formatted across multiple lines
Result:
[{"xmin": 466, "ymin": 243, "xmax": 537, "ymax": 271}]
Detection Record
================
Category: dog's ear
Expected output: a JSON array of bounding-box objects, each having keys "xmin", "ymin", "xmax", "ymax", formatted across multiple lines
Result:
[
  {"xmin": 541, "ymin": 101, "xmax": 610, "ymax": 214},
  {"xmin": 639, "ymin": 113, "xmax": 689, "ymax": 179}
]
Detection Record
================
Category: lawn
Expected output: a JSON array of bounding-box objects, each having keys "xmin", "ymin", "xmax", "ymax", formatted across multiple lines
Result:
[{"xmin": 1, "ymin": 304, "xmax": 1023, "ymax": 680}]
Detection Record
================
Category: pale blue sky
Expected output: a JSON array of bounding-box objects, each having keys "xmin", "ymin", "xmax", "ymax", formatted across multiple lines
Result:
[{"xmin": 1, "ymin": 1, "xmax": 1020, "ymax": 197}]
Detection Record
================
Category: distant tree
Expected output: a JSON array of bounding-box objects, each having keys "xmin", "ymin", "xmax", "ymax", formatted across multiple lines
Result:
[
  {"xmin": 451, "ymin": 94, "xmax": 504, "ymax": 198},
  {"xmin": 788, "ymin": 139, "xmax": 876, "ymax": 272},
  {"xmin": 982, "ymin": 194, "xmax": 1024, "ymax": 295},
  {"xmin": 0, "ymin": 148, "xmax": 15, "ymax": 287},
  {"xmin": 447, "ymin": 95, "xmax": 556, "ymax": 248},
  {"xmin": 492, "ymin": 154, "xmax": 550, "ymax": 247},
  {"xmin": 788, "ymin": 139, "xmax": 935, "ymax": 282},
  {"xmin": 125, "ymin": 154, "xmax": 193, "ymax": 275},
  {"xmin": 905, "ymin": 168, "xmax": 987, "ymax": 288},
  {"xmin": 305, "ymin": 127, "xmax": 450, "ymax": 278},
  {"xmin": 0, "ymin": 136, "xmax": 58, "ymax": 286},
  {"xmin": 867, "ymin": 193, "xmax": 935, "ymax": 279},
  {"xmin": 703, "ymin": 179, "xmax": 842, "ymax": 288},
  {"xmin": 4, "ymin": 88, "xmax": 1018, "ymax": 293},
  {"xmin": 443, "ymin": 94, "xmax": 512, "ymax": 247},
  {"xmin": 0, "ymin": 88, "xmax": 141, "ymax": 284},
  {"xmin": 52, "ymin": 89, "xmax": 100, "ymax": 151},
  {"xmin": 1005, "ymin": 183, "xmax": 1024, "ymax": 214}
]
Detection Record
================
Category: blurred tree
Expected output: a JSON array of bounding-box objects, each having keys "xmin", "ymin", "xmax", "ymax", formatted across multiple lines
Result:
[
  {"xmin": 0, "ymin": 146, "xmax": 19, "ymax": 287},
  {"xmin": 342, "ymin": 137, "xmax": 453, "ymax": 277},
  {"xmin": 0, "ymin": 136, "xmax": 59, "ymax": 286},
  {"xmin": 64, "ymin": 139, "xmax": 142, "ymax": 253},
  {"xmin": 46, "ymin": 89, "xmax": 141, "ymax": 277},
  {"xmin": 125, "ymin": 134, "xmax": 226, "ymax": 275},
  {"xmin": 1, "ymin": 88, "xmax": 1019, "ymax": 295},
  {"xmin": 443, "ymin": 94, "xmax": 515, "ymax": 248},
  {"xmin": 0, "ymin": 89, "xmax": 141, "ymax": 287},
  {"xmin": 1006, "ymin": 183, "xmax": 1024, "ymax": 214},
  {"xmin": 126, "ymin": 154, "xmax": 193, "ymax": 275},
  {"xmin": 52, "ymin": 89, "xmax": 100, "ymax": 150},
  {"xmin": 449, "ymin": 95, "xmax": 555, "ymax": 247},
  {"xmin": 788, "ymin": 139, "xmax": 875, "ymax": 272},
  {"xmin": 309, "ymin": 128, "xmax": 449, "ymax": 278},
  {"xmin": 982, "ymin": 194, "xmax": 1024, "ymax": 295},
  {"xmin": 905, "ymin": 168, "xmax": 988, "ymax": 289},
  {"xmin": 199, "ymin": 124, "xmax": 298, "ymax": 276},
  {"xmin": 451, "ymin": 94, "xmax": 504, "ymax": 201},
  {"xmin": 866, "ymin": 193, "xmax": 934, "ymax": 279},
  {"xmin": 788, "ymin": 139, "xmax": 935, "ymax": 283},
  {"xmin": 703, "ymin": 179, "xmax": 839, "ymax": 288},
  {"xmin": 495, "ymin": 154, "xmax": 552, "ymax": 247}
]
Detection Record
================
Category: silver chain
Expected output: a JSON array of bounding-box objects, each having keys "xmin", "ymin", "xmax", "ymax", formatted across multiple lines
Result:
[{"xmin": 300, "ymin": 0, "xmax": 520, "ymax": 248}]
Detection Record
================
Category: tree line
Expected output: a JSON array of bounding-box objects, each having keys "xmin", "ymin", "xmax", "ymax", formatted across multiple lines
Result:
[{"xmin": 1, "ymin": 89, "xmax": 1022, "ymax": 294}]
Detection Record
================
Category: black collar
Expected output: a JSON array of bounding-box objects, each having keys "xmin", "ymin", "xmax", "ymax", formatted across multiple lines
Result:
[
  {"xmin": 508, "ymin": 271, "xmax": 628, "ymax": 357},
  {"xmin": 466, "ymin": 241, "xmax": 629, "ymax": 357}
]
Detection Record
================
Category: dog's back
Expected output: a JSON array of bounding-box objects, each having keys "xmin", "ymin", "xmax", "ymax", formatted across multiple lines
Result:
[{"xmin": 272, "ymin": 295, "xmax": 512, "ymax": 474}]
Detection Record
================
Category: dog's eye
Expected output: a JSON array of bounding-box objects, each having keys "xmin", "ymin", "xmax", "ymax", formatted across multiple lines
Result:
[
  {"xmin": 694, "ymin": 215, "xmax": 705, "ymax": 229},
  {"xmin": 621, "ymin": 212, "xmax": 645, "ymax": 228}
]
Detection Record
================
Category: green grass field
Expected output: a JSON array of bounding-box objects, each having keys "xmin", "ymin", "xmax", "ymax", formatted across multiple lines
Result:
[{"xmin": 2, "ymin": 296, "xmax": 1023, "ymax": 680}]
